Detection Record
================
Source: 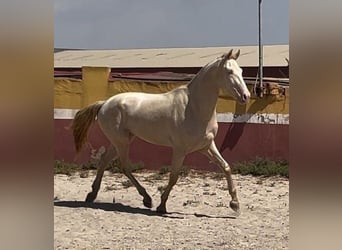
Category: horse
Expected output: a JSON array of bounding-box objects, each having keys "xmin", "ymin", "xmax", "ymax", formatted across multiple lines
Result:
[{"xmin": 71, "ymin": 49, "xmax": 251, "ymax": 215}]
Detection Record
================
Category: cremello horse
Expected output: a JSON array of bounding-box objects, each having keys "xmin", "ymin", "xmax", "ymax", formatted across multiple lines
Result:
[{"xmin": 72, "ymin": 49, "xmax": 250, "ymax": 214}]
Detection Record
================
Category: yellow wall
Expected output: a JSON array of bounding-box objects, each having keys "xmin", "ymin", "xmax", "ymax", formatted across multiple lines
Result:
[
  {"xmin": 54, "ymin": 78, "xmax": 82, "ymax": 109},
  {"xmin": 54, "ymin": 66, "xmax": 289, "ymax": 114}
]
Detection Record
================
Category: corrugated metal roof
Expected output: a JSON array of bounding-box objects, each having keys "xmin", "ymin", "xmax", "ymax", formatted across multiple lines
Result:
[{"xmin": 54, "ymin": 44, "xmax": 289, "ymax": 68}]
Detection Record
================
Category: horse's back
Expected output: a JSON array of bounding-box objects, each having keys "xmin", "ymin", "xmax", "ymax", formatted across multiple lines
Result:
[
  {"xmin": 97, "ymin": 90, "xmax": 189, "ymax": 146},
  {"xmin": 105, "ymin": 88, "xmax": 189, "ymax": 119}
]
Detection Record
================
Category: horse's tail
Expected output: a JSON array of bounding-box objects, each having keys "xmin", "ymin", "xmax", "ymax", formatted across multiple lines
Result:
[{"xmin": 71, "ymin": 100, "xmax": 105, "ymax": 153}]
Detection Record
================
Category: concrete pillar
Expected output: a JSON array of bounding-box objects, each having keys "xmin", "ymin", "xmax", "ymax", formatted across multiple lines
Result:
[{"xmin": 81, "ymin": 66, "xmax": 110, "ymax": 106}]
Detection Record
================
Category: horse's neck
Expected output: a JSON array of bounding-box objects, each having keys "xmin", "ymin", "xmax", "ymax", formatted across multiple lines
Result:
[{"xmin": 187, "ymin": 61, "xmax": 220, "ymax": 122}]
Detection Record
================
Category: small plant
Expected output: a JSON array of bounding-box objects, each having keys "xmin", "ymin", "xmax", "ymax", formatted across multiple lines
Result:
[
  {"xmin": 146, "ymin": 173, "xmax": 164, "ymax": 181},
  {"xmin": 107, "ymin": 159, "xmax": 145, "ymax": 173},
  {"xmin": 158, "ymin": 165, "xmax": 190, "ymax": 177},
  {"xmin": 159, "ymin": 166, "xmax": 170, "ymax": 175},
  {"xmin": 54, "ymin": 160, "xmax": 79, "ymax": 175},
  {"xmin": 180, "ymin": 165, "xmax": 190, "ymax": 177},
  {"xmin": 108, "ymin": 159, "xmax": 122, "ymax": 173},
  {"xmin": 211, "ymin": 172, "xmax": 225, "ymax": 180},
  {"xmin": 54, "ymin": 159, "xmax": 99, "ymax": 176},
  {"xmin": 80, "ymin": 161, "xmax": 98, "ymax": 171},
  {"xmin": 54, "ymin": 159, "xmax": 145, "ymax": 176},
  {"xmin": 129, "ymin": 161, "xmax": 145, "ymax": 172},
  {"xmin": 233, "ymin": 157, "xmax": 288, "ymax": 178}
]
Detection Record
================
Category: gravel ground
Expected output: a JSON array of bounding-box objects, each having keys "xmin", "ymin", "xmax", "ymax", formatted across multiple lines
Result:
[{"xmin": 54, "ymin": 170, "xmax": 289, "ymax": 249}]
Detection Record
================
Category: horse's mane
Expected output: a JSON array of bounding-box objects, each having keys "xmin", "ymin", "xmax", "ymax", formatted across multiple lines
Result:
[{"xmin": 187, "ymin": 56, "xmax": 222, "ymax": 87}]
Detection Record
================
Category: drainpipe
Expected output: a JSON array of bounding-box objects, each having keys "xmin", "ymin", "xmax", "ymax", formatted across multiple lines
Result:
[{"xmin": 255, "ymin": 0, "xmax": 264, "ymax": 98}]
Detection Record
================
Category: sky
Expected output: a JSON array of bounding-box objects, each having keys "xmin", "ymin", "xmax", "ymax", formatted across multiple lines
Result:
[{"xmin": 54, "ymin": 0, "xmax": 288, "ymax": 50}]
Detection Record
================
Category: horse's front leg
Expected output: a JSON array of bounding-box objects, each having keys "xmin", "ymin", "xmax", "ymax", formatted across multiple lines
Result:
[
  {"xmin": 156, "ymin": 150, "xmax": 185, "ymax": 214},
  {"xmin": 85, "ymin": 146, "xmax": 117, "ymax": 202},
  {"xmin": 201, "ymin": 142, "xmax": 240, "ymax": 214}
]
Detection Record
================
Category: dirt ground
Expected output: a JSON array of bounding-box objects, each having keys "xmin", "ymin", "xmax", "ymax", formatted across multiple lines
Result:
[{"xmin": 54, "ymin": 170, "xmax": 289, "ymax": 250}]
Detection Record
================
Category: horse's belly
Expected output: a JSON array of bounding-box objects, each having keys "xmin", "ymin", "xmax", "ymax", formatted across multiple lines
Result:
[
  {"xmin": 127, "ymin": 119, "xmax": 173, "ymax": 147},
  {"xmin": 133, "ymin": 128, "xmax": 173, "ymax": 147}
]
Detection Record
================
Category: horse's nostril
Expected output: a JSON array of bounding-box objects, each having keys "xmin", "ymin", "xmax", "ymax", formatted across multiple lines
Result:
[{"xmin": 242, "ymin": 94, "xmax": 247, "ymax": 101}]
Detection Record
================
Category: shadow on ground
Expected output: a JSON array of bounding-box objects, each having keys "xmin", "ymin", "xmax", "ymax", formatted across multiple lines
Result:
[{"xmin": 54, "ymin": 200, "xmax": 237, "ymax": 220}]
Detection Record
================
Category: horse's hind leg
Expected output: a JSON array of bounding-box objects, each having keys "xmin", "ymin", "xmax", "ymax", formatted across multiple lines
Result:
[
  {"xmin": 116, "ymin": 141, "xmax": 152, "ymax": 208},
  {"xmin": 85, "ymin": 146, "xmax": 117, "ymax": 202}
]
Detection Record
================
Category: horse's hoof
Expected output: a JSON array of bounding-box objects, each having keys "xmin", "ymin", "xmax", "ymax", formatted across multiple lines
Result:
[
  {"xmin": 85, "ymin": 192, "xmax": 97, "ymax": 203},
  {"xmin": 143, "ymin": 197, "xmax": 152, "ymax": 208},
  {"xmin": 156, "ymin": 205, "xmax": 167, "ymax": 214},
  {"xmin": 229, "ymin": 200, "xmax": 240, "ymax": 214}
]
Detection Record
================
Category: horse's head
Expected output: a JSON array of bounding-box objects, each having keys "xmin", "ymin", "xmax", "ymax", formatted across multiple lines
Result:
[{"xmin": 218, "ymin": 49, "xmax": 251, "ymax": 104}]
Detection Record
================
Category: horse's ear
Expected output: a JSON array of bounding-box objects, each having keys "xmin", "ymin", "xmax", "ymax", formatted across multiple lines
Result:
[
  {"xmin": 285, "ymin": 57, "xmax": 289, "ymax": 65},
  {"xmin": 226, "ymin": 49, "xmax": 233, "ymax": 60},
  {"xmin": 231, "ymin": 49, "xmax": 240, "ymax": 60},
  {"xmin": 220, "ymin": 49, "xmax": 233, "ymax": 66}
]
